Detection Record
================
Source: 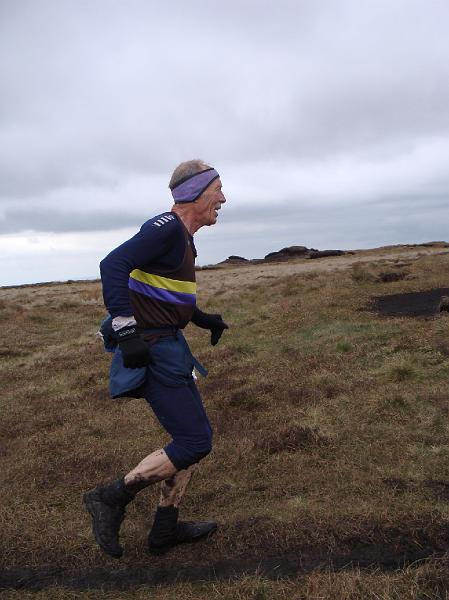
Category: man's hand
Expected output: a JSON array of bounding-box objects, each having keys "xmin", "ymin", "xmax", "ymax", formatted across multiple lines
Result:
[
  {"xmin": 115, "ymin": 326, "xmax": 152, "ymax": 368},
  {"xmin": 191, "ymin": 307, "xmax": 229, "ymax": 346}
]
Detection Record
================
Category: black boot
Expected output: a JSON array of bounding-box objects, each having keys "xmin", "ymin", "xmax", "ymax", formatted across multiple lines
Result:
[
  {"xmin": 83, "ymin": 478, "xmax": 135, "ymax": 558},
  {"xmin": 148, "ymin": 505, "xmax": 218, "ymax": 555}
]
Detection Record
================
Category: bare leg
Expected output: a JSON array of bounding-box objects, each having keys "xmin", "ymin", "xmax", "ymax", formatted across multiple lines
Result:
[
  {"xmin": 124, "ymin": 448, "xmax": 177, "ymax": 491},
  {"xmin": 159, "ymin": 464, "xmax": 197, "ymax": 508}
]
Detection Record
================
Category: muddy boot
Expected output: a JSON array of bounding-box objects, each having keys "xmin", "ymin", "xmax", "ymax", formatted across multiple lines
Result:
[
  {"xmin": 147, "ymin": 505, "xmax": 218, "ymax": 555},
  {"xmin": 83, "ymin": 478, "xmax": 135, "ymax": 558}
]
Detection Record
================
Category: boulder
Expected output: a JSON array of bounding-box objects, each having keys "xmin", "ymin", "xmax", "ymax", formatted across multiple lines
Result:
[
  {"xmin": 218, "ymin": 255, "xmax": 249, "ymax": 265},
  {"xmin": 264, "ymin": 246, "xmax": 310, "ymax": 261},
  {"xmin": 308, "ymin": 250, "xmax": 347, "ymax": 259},
  {"xmin": 227, "ymin": 255, "xmax": 248, "ymax": 262}
]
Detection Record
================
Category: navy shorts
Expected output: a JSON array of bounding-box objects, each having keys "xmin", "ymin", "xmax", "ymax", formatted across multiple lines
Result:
[{"xmin": 143, "ymin": 375, "xmax": 213, "ymax": 471}]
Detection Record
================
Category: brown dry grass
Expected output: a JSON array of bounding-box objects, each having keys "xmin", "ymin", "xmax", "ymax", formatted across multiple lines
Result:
[{"xmin": 1, "ymin": 246, "xmax": 449, "ymax": 598}]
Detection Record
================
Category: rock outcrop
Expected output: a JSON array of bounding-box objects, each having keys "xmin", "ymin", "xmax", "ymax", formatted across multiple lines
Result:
[
  {"xmin": 217, "ymin": 245, "xmax": 349, "ymax": 266},
  {"xmin": 264, "ymin": 246, "xmax": 348, "ymax": 262},
  {"xmin": 264, "ymin": 246, "xmax": 312, "ymax": 261},
  {"xmin": 219, "ymin": 255, "xmax": 249, "ymax": 265},
  {"xmin": 308, "ymin": 249, "xmax": 348, "ymax": 259}
]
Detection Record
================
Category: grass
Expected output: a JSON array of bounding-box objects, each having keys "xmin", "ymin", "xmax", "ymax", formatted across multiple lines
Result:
[{"xmin": 1, "ymin": 251, "xmax": 449, "ymax": 598}]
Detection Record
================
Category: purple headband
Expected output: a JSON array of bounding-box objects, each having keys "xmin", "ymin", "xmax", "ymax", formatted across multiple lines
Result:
[{"xmin": 171, "ymin": 168, "xmax": 220, "ymax": 203}]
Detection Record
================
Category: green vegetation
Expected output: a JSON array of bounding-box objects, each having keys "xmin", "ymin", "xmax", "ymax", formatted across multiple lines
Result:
[{"xmin": 1, "ymin": 250, "xmax": 449, "ymax": 598}]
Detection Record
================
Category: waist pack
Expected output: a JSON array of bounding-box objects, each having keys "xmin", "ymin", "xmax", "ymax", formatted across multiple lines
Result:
[
  {"xmin": 148, "ymin": 329, "xmax": 207, "ymax": 388},
  {"xmin": 99, "ymin": 316, "xmax": 207, "ymax": 398}
]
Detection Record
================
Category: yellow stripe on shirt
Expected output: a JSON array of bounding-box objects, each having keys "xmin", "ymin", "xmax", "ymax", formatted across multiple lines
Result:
[{"xmin": 130, "ymin": 269, "xmax": 197, "ymax": 294}]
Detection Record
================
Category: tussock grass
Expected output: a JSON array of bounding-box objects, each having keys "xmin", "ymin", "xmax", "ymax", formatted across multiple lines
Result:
[{"xmin": 1, "ymin": 249, "xmax": 449, "ymax": 597}]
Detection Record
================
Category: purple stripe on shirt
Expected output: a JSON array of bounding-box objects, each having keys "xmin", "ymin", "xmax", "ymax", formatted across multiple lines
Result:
[{"xmin": 129, "ymin": 277, "xmax": 196, "ymax": 305}]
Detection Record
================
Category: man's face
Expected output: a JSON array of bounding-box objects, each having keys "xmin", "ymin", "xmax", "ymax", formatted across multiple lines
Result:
[{"xmin": 195, "ymin": 178, "xmax": 226, "ymax": 226}]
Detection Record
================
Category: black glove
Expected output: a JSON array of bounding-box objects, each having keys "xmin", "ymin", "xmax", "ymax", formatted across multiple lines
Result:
[
  {"xmin": 191, "ymin": 307, "xmax": 229, "ymax": 346},
  {"xmin": 115, "ymin": 326, "xmax": 152, "ymax": 368}
]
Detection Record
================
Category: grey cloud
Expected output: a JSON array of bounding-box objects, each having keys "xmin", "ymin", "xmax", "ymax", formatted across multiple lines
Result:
[
  {"xmin": 201, "ymin": 194, "xmax": 449, "ymax": 263},
  {"xmin": 218, "ymin": 192, "xmax": 449, "ymax": 229},
  {"xmin": 2, "ymin": 184, "xmax": 447, "ymax": 236},
  {"xmin": 0, "ymin": 208, "xmax": 141, "ymax": 234},
  {"xmin": 1, "ymin": 0, "xmax": 449, "ymax": 200}
]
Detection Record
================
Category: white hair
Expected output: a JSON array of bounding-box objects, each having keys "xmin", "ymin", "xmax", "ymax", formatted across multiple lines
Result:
[{"xmin": 168, "ymin": 159, "xmax": 211, "ymax": 190}]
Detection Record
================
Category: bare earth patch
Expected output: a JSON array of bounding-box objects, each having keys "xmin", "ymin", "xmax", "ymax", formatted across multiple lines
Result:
[
  {"xmin": 371, "ymin": 288, "xmax": 449, "ymax": 317},
  {"xmin": 1, "ymin": 543, "xmax": 448, "ymax": 592}
]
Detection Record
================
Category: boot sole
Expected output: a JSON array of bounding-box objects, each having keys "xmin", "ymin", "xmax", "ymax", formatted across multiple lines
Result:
[
  {"xmin": 83, "ymin": 492, "xmax": 123, "ymax": 559},
  {"xmin": 148, "ymin": 523, "xmax": 218, "ymax": 555}
]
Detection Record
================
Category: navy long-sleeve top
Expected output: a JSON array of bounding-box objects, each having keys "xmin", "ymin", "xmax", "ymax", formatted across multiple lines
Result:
[{"xmin": 100, "ymin": 212, "xmax": 196, "ymax": 319}]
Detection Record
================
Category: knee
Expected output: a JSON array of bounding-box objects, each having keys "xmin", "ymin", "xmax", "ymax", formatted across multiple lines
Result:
[
  {"xmin": 195, "ymin": 434, "xmax": 212, "ymax": 461},
  {"xmin": 169, "ymin": 431, "xmax": 213, "ymax": 470},
  {"xmin": 185, "ymin": 430, "xmax": 213, "ymax": 464}
]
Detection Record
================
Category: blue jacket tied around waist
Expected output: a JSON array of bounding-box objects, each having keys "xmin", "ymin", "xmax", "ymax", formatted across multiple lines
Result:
[{"xmin": 99, "ymin": 316, "xmax": 207, "ymax": 398}]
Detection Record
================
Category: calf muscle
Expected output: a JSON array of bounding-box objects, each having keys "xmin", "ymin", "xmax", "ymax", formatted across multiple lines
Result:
[
  {"xmin": 159, "ymin": 464, "xmax": 197, "ymax": 507},
  {"xmin": 124, "ymin": 449, "xmax": 177, "ymax": 490}
]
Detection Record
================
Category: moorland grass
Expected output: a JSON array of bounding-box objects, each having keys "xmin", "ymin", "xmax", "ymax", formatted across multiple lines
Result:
[{"xmin": 1, "ymin": 251, "xmax": 449, "ymax": 598}]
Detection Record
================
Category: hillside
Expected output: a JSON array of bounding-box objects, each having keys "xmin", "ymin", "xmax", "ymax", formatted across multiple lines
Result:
[{"xmin": 1, "ymin": 245, "xmax": 449, "ymax": 599}]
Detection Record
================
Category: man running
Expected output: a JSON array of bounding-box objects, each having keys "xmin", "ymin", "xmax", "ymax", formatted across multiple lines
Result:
[{"xmin": 84, "ymin": 160, "xmax": 228, "ymax": 558}]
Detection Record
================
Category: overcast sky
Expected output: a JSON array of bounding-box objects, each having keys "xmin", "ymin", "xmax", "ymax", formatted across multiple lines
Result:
[{"xmin": 1, "ymin": 0, "xmax": 448, "ymax": 286}]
